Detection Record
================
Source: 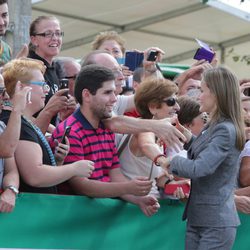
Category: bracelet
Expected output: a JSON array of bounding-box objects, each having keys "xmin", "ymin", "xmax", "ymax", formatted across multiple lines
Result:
[
  {"xmin": 153, "ymin": 154, "xmax": 166, "ymax": 166},
  {"xmin": 4, "ymin": 185, "xmax": 19, "ymax": 195},
  {"xmin": 165, "ymin": 178, "xmax": 171, "ymax": 186}
]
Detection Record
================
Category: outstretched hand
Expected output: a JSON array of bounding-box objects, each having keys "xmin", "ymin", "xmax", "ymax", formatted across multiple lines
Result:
[
  {"xmin": 0, "ymin": 189, "xmax": 16, "ymax": 213},
  {"xmin": 153, "ymin": 118, "xmax": 186, "ymax": 152},
  {"xmin": 138, "ymin": 195, "xmax": 160, "ymax": 217},
  {"xmin": 172, "ymin": 117, "xmax": 192, "ymax": 143},
  {"xmin": 128, "ymin": 176, "xmax": 153, "ymax": 196}
]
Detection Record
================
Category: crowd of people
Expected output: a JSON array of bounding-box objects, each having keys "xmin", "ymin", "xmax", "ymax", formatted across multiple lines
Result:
[{"xmin": 1, "ymin": 0, "xmax": 250, "ymax": 249}]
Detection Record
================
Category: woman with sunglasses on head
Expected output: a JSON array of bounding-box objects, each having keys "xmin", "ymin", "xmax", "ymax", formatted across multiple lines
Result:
[
  {"xmin": 118, "ymin": 77, "xmax": 187, "ymax": 198},
  {"xmin": 0, "ymin": 59, "xmax": 94, "ymax": 194},
  {"xmin": 165, "ymin": 66, "xmax": 245, "ymax": 250},
  {"xmin": 28, "ymin": 16, "xmax": 76, "ymax": 127}
]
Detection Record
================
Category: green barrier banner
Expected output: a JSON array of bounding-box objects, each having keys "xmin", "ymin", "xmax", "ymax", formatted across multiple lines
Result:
[
  {"xmin": 158, "ymin": 63, "xmax": 189, "ymax": 79},
  {"xmin": 0, "ymin": 193, "xmax": 249, "ymax": 250}
]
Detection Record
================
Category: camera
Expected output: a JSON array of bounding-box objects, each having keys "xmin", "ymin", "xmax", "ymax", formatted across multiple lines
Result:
[
  {"xmin": 59, "ymin": 78, "xmax": 69, "ymax": 89},
  {"xmin": 147, "ymin": 50, "xmax": 159, "ymax": 61},
  {"xmin": 193, "ymin": 39, "xmax": 215, "ymax": 63},
  {"xmin": 59, "ymin": 78, "xmax": 69, "ymax": 97},
  {"xmin": 193, "ymin": 48, "xmax": 214, "ymax": 63}
]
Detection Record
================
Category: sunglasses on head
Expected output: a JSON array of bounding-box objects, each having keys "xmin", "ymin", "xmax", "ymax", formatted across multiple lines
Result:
[{"xmin": 162, "ymin": 97, "xmax": 177, "ymax": 107}]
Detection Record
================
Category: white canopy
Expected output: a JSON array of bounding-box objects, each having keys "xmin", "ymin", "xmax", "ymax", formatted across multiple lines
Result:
[{"xmin": 32, "ymin": 0, "xmax": 250, "ymax": 78}]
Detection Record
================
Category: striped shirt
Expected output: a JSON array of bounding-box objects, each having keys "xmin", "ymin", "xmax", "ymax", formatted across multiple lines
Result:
[{"xmin": 50, "ymin": 108, "xmax": 120, "ymax": 184}]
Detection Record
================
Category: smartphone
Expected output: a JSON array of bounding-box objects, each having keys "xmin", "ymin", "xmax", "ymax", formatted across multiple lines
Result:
[
  {"xmin": 124, "ymin": 51, "xmax": 144, "ymax": 71},
  {"xmin": 164, "ymin": 183, "xmax": 190, "ymax": 195},
  {"xmin": 193, "ymin": 48, "xmax": 214, "ymax": 63},
  {"xmin": 59, "ymin": 78, "xmax": 69, "ymax": 97},
  {"xmin": 61, "ymin": 126, "xmax": 71, "ymax": 144},
  {"xmin": 147, "ymin": 50, "xmax": 159, "ymax": 61}
]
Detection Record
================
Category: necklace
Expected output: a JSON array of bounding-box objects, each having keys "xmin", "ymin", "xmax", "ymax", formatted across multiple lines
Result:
[
  {"xmin": 22, "ymin": 116, "xmax": 56, "ymax": 166},
  {"xmin": 3, "ymin": 100, "xmax": 13, "ymax": 108}
]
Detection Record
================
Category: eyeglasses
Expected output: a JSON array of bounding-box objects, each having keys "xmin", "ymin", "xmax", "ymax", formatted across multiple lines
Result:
[
  {"xmin": 64, "ymin": 75, "xmax": 77, "ymax": 80},
  {"xmin": 0, "ymin": 87, "xmax": 6, "ymax": 96},
  {"xmin": 162, "ymin": 97, "xmax": 178, "ymax": 107},
  {"xmin": 34, "ymin": 31, "xmax": 64, "ymax": 39},
  {"xmin": 27, "ymin": 81, "xmax": 50, "ymax": 92}
]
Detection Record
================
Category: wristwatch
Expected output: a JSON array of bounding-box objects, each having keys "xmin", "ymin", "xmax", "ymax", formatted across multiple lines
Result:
[{"xmin": 5, "ymin": 185, "xmax": 19, "ymax": 195}]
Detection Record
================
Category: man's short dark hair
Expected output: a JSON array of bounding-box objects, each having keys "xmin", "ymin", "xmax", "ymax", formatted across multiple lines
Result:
[{"xmin": 74, "ymin": 64, "xmax": 115, "ymax": 105}]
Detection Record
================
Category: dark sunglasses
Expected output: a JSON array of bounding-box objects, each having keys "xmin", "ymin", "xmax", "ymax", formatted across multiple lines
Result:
[
  {"xmin": 0, "ymin": 87, "xmax": 6, "ymax": 96},
  {"xmin": 162, "ymin": 97, "xmax": 178, "ymax": 107}
]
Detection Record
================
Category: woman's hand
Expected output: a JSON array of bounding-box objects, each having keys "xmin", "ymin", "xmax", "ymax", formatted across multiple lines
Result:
[
  {"xmin": 71, "ymin": 160, "xmax": 95, "ymax": 178},
  {"xmin": 173, "ymin": 186, "xmax": 189, "ymax": 202},
  {"xmin": 54, "ymin": 137, "xmax": 70, "ymax": 165}
]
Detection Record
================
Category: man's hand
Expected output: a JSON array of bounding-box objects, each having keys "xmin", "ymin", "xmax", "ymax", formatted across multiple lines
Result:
[
  {"xmin": 137, "ymin": 195, "xmax": 160, "ymax": 217},
  {"xmin": 152, "ymin": 118, "xmax": 186, "ymax": 151},
  {"xmin": 0, "ymin": 189, "xmax": 16, "ymax": 213},
  {"xmin": 172, "ymin": 117, "xmax": 192, "ymax": 143}
]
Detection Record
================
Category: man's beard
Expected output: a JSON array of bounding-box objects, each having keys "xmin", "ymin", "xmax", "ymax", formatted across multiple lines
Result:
[
  {"xmin": 91, "ymin": 106, "xmax": 112, "ymax": 120},
  {"xmin": 0, "ymin": 26, "xmax": 7, "ymax": 36}
]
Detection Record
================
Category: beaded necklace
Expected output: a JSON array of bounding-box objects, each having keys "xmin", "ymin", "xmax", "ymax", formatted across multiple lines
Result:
[{"xmin": 22, "ymin": 116, "xmax": 56, "ymax": 166}]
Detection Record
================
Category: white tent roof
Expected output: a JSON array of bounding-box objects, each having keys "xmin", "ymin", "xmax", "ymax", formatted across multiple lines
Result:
[{"xmin": 32, "ymin": 0, "xmax": 250, "ymax": 78}]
